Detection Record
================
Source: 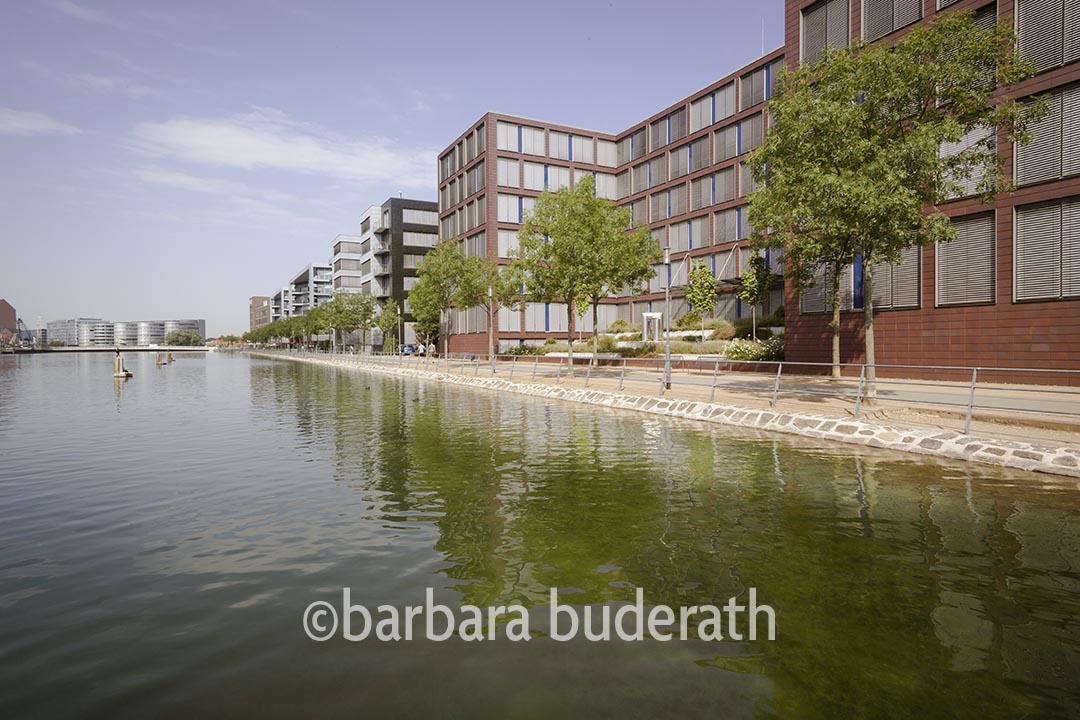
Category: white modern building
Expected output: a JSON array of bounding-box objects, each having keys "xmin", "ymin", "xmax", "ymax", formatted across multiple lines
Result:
[{"xmin": 46, "ymin": 318, "xmax": 207, "ymax": 347}]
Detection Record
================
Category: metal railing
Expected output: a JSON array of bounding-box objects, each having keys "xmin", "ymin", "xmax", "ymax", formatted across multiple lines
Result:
[{"xmin": 261, "ymin": 349, "xmax": 1080, "ymax": 433}]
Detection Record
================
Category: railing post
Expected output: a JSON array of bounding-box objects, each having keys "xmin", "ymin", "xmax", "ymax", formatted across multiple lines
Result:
[
  {"xmin": 585, "ymin": 357, "xmax": 593, "ymax": 387},
  {"xmin": 659, "ymin": 375, "xmax": 666, "ymax": 396},
  {"xmin": 964, "ymin": 368, "xmax": 978, "ymax": 434},
  {"xmin": 771, "ymin": 363, "xmax": 782, "ymax": 409},
  {"xmin": 474, "ymin": 360, "xmax": 479, "ymax": 377},
  {"xmin": 556, "ymin": 358, "xmax": 563, "ymax": 383},
  {"xmin": 854, "ymin": 365, "xmax": 866, "ymax": 419},
  {"xmin": 509, "ymin": 356, "xmax": 517, "ymax": 381},
  {"xmin": 618, "ymin": 358, "xmax": 627, "ymax": 392},
  {"xmin": 709, "ymin": 359, "xmax": 720, "ymax": 403}
]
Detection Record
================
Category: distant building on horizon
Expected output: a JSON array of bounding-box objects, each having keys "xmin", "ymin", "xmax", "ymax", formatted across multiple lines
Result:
[
  {"xmin": 0, "ymin": 299, "xmax": 16, "ymax": 334},
  {"xmin": 249, "ymin": 296, "xmax": 272, "ymax": 332},
  {"xmin": 46, "ymin": 318, "xmax": 207, "ymax": 347}
]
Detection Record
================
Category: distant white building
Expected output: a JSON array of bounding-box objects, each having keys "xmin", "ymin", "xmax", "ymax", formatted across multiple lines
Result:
[{"xmin": 46, "ymin": 318, "xmax": 207, "ymax": 346}]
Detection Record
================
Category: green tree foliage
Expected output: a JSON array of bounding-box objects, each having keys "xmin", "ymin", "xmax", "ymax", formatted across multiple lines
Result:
[
  {"xmin": 322, "ymin": 291, "xmax": 377, "ymax": 351},
  {"xmin": 163, "ymin": 330, "xmax": 204, "ymax": 346},
  {"xmin": 456, "ymin": 255, "xmax": 528, "ymax": 360},
  {"xmin": 411, "ymin": 238, "xmax": 468, "ymax": 354},
  {"xmin": 748, "ymin": 10, "xmax": 1044, "ymax": 378},
  {"xmin": 684, "ymin": 259, "xmax": 718, "ymax": 338},
  {"xmin": 514, "ymin": 175, "xmax": 658, "ymax": 372},
  {"xmin": 375, "ymin": 301, "xmax": 399, "ymax": 352},
  {"xmin": 736, "ymin": 254, "xmax": 776, "ymax": 341}
]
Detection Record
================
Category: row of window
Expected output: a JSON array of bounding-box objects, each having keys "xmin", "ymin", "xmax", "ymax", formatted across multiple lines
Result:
[
  {"xmin": 494, "ymin": 158, "xmax": 620, "ymax": 199},
  {"xmin": 440, "ymin": 196, "xmax": 487, "ymax": 238},
  {"xmin": 615, "ymin": 63, "xmax": 780, "ymax": 164},
  {"xmin": 439, "ymin": 123, "xmax": 486, "ymax": 181},
  {"xmin": 805, "ymin": 0, "xmax": 1076, "ymax": 76},
  {"xmin": 401, "ymin": 208, "xmax": 438, "ymax": 226},
  {"xmin": 494, "ymin": 122, "xmax": 618, "ymax": 167},
  {"xmin": 801, "ymin": 198, "xmax": 1080, "ymax": 312},
  {"xmin": 440, "ymin": 160, "xmax": 486, "ymax": 211}
]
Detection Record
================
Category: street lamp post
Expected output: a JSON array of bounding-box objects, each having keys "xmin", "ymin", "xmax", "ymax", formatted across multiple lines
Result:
[{"xmin": 663, "ymin": 245, "xmax": 672, "ymax": 390}]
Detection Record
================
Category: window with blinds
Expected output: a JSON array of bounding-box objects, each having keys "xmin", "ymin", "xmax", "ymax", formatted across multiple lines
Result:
[
  {"xmin": 650, "ymin": 155, "xmax": 668, "ymax": 186},
  {"xmin": 939, "ymin": 125, "xmax": 993, "ymax": 199},
  {"xmin": 716, "ymin": 83, "xmax": 736, "ymax": 122},
  {"xmin": 740, "ymin": 68, "xmax": 766, "ymax": 110},
  {"xmin": 649, "ymin": 119, "xmax": 666, "ymax": 152},
  {"xmin": 690, "ymin": 96, "xmax": 712, "ymax": 132},
  {"xmin": 714, "ymin": 208, "xmax": 739, "ymax": 246},
  {"xmin": 714, "ymin": 124, "xmax": 738, "ymax": 163},
  {"xmin": 739, "ymin": 163, "xmax": 758, "ymax": 197},
  {"xmin": 690, "ymin": 137, "xmax": 710, "ymax": 172},
  {"xmin": 1014, "ymin": 197, "xmax": 1080, "ymax": 301},
  {"xmin": 691, "ymin": 175, "xmax": 713, "ymax": 210},
  {"xmin": 670, "ymin": 144, "xmax": 690, "ymax": 179},
  {"xmin": 597, "ymin": 140, "xmax": 618, "ymax": 168},
  {"xmin": 549, "ymin": 131, "xmax": 570, "ymax": 160},
  {"xmin": 802, "ymin": 0, "xmax": 849, "ymax": 65},
  {"xmin": 497, "ymin": 158, "xmax": 519, "ymax": 188},
  {"xmin": 669, "ymin": 108, "xmax": 687, "ymax": 143},
  {"xmin": 571, "ymin": 135, "xmax": 594, "ymax": 164},
  {"xmin": 800, "ymin": 263, "xmax": 856, "ymax": 313},
  {"xmin": 871, "ymin": 245, "xmax": 921, "ymax": 309},
  {"xmin": 650, "ymin": 192, "xmax": 667, "ymax": 222},
  {"xmin": 691, "ymin": 216, "xmax": 709, "ymax": 247},
  {"xmin": 629, "ymin": 128, "xmax": 647, "ymax": 160},
  {"xmin": 670, "ymin": 183, "xmax": 688, "ymax": 216},
  {"xmin": 523, "ymin": 162, "xmax": 544, "ymax": 191},
  {"xmin": 669, "ymin": 222, "xmax": 691, "ymax": 252},
  {"xmin": 936, "ymin": 213, "xmax": 996, "ymax": 306},
  {"xmin": 632, "ymin": 162, "xmax": 648, "ymax": 193},
  {"xmin": 1017, "ymin": 0, "xmax": 1080, "ymax": 73},
  {"xmin": 863, "ymin": 0, "xmax": 921, "ymax": 43},
  {"xmin": 521, "ymin": 126, "xmax": 545, "ymax": 156},
  {"xmin": 1015, "ymin": 84, "xmax": 1080, "ymax": 186},
  {"xmin": 740, "ymin": 113, "xmax": 764, "ymax": 154},
  {"xmin": 616, "ymin": 171, "xmax": 630, "ymax": 199},
  {"xmin": 715, "ymin": 166, "xmax": 736, "ymax": 202}
]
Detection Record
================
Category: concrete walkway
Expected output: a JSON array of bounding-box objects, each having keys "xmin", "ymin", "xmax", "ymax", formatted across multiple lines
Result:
[{"xmin": 254, "ymin": 351, "xmax": 1080, "ymax": 478}]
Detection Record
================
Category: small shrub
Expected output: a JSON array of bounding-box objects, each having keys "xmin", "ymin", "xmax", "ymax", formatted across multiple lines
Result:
[
  {"xmin": 506, "ymin": 344, "xmax": 545, "ymax": 356},
  {"xmin": 627, "ymin": 332, "xmax": 642, "ymax": 341},
  {"xmin": 606, "ymin": 319, "xmax": 640, "ymax": 334},
  {"xmin": 725, "ymin": 336, "xmax": 784, "ymax": 362},
  {"xmin": 764, "ymin": 304, "xmax": 785, "ymax": 327},
  {"xmin": 702, "ymin": 317, "xmax": 732, "ymax": 330},
  {"xmin": 708, "ymin": 320, "xmax": 736, "ymax": 341},
  {"xmin": 673, "ymin": 312, "xmax": 702, "ymax": 330},
  {"xmin": 616, "ymin": 342, "xmax": 659, "ymax": 358},
  {"xmin": 596, "ymin": 335, "xmax": 618, "ymax": 353},
  {"xmin": 544, "ymin": 337, "xmax": 557, "ymax": 345},
  {"xmin": 733, "ymin": 318, "xmax": 755, "ymax": 339}
]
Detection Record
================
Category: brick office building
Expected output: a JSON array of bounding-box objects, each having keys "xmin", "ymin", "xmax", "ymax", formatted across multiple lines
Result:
[
  {"xmin": 438, "ymin": 0, "xmax": 1077, "ymax": 368},
  {"xmin": 783, "ymin": 0, "xmax": 1079, "ymax": 371},
  {"xmin": 438, "ymin": 50, "xmax": 786, "ymax": 354}
]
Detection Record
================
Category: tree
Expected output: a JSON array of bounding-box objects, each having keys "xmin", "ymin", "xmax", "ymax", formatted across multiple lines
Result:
[
  {"xmin": 455, "ymin": 255, "xmax": 527, "ymax": 361},
  {"xmin": 327, "ymin": 291, "xmax": 377, "ymax": 352},
  {"xmin": 413, "ymin": 238, "xmax": 467, "ymax": 355},
  {"xmin": 736, "ymin": 254, "xmax": 776, "ymax": 341},
  {"xmin": 514, "ymin": 175, "xmax": 658, "ymax": 373},
  {"xmin": 684, "ymin": 259, "xmax": 718, "ymax": 338},
  {"xmin": 748, "ymin": 10, "xmax": 1045, "ymax": 379},
  {"xmin": 376, "ymin": 301, "xmax": 399, "ymax": 353},
  {"xmin": 164, "ymin": 330, "xmax": 203, "ymax": 346}
]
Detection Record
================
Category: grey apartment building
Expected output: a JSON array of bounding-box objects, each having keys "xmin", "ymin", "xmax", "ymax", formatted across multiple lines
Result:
[{"xmin": 330, "ymin": 197, "xmax": 438, "ymax": 345}]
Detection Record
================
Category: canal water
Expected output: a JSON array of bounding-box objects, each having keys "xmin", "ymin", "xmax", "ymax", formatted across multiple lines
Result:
[{"xmin": 1, "ymin": 352, "xmax": 1078, "ymax": 718}]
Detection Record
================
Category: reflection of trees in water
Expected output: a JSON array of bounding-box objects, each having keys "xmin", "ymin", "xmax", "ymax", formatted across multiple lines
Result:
[{"xmin": 252, "ymin": 360, "xmax": 1080, "ymax": 716}]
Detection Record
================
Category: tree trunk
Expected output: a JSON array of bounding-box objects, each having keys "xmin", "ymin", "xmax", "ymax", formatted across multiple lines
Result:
[
  {"xmin": 566, "ymin": 302, "xmax": 575, "ymax": 377},
  {"xmin": 862, "ymin": 261, "xmax": 876, "ymax": 394},
  {"xmin": 830, "ymin": 261, "xmax": 842, "ymax": 379},
  {"xmin": 592, "ymin": 298, "xmax": 600, "ymax": 366},
  {"xmin": 487, "ymin": 303, "xmax": 494, "ymax": 363},
  {"xmin": 752, "ymin": 307, "xmax": 757, "ymax": 341}
]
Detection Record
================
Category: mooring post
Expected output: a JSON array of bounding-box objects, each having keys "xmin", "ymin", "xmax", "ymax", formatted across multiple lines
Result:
[
  {"xmin": 855, "ymin": 365, "xmax": 866, "ymax": 419},
  {"xmin": 618, "ymin": 358, "xmax": 627, "ymax": 392},
  {"xmin": 771, "ymin": 363, "xmax": 783, "ymax": 409},
  {"xmin": 709, "ymin": 359, "xmax": 720, "ymax": 403},
  {"xmin": 964, "ymin": 368, "xmax": 978, "ymax": 434}
]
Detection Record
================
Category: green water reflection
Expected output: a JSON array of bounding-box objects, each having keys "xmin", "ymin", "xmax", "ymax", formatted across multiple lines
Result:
[{"xmin": 254, "ymin": 359, "xmax": 1080, "ymax": 718}]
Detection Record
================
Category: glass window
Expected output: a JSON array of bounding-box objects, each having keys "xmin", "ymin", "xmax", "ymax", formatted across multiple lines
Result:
[
  {"xmin": 497, "ymin": 157, "xmax": 519, "ymax": 188},
  {"xmin": 936, "ymin": 213, "xmax": 995, "ymax": 306}
]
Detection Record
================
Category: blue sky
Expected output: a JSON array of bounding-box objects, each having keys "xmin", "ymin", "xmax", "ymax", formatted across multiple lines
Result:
[{"xmin": 1, "ymin": 0, "xmax": 785, "ymax": 336}]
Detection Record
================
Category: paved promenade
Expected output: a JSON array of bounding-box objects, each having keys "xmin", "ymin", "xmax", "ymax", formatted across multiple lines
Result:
[{"xmin": 252, "ymin": 351, "xmax": 1080, "ymax": 479}]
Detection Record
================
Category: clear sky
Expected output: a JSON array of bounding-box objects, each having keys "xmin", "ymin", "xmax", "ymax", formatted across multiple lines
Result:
[{"xmin": 1, "ymin": 0, "xmax": 785, "ymax": 337}]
